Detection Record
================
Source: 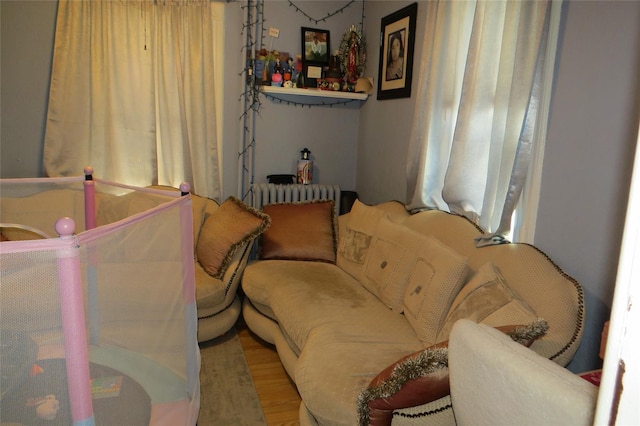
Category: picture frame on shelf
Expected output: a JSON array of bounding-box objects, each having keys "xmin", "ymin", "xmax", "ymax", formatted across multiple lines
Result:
[
  {"xmin": 303, "ymin": 64, "xmax": 323, "ymax": 88},
  {"xmin": 301, "ymin": 27, "xmax": 330, "ymax": 66},
  {"xmin": 377, "ymin": 3, "xmax": 418, "ymax": 100}
]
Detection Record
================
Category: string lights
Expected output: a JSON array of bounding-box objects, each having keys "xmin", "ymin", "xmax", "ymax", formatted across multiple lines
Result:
[
  {"xmin": 262, "ymin": 92, "xmax": 359, "ymax": 108},
  {"xmin": 239, "ymin": 0, "xmax": 366, "ymax": 201},
  {"xmin": 287, "ymin": 1, "xmax": 357, "ymax": 25}
]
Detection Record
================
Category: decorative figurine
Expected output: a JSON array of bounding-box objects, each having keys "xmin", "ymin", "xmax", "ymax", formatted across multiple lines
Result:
[{"xmin": 339, "ymin": 25, "xmax": 367, "ymax": 91}]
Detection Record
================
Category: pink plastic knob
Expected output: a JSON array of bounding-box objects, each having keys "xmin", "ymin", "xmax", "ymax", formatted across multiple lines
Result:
[
  {"xmin": 179, "ymin": 182, "xmax": 191, "ymax": 193},
  {"xmin": 55, "ymin": 217, "xmax": 76, "ymax": 237}
]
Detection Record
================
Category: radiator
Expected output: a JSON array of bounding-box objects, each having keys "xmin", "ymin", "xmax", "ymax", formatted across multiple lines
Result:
[{"xmin": 252, "ymin": 183, "xmax": 341, "ymax": 212}]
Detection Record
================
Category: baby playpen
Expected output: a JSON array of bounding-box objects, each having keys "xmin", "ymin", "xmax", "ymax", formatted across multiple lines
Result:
[{"xmin": 1, "ymin": 169, "xmax": 199, "ymax": 426}]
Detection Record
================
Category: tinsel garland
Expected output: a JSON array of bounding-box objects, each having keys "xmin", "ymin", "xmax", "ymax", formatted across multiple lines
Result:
[
  {"xmin": 356, "ymin": 347, "xmax": 449, "ymax": 426},
  {"xmin": 355, "ymin": 319, "xmax": 549, "ymax": 426},
  {"xmin": 506, "ymin": 319, "xmax": 549, "ymax": 345}
]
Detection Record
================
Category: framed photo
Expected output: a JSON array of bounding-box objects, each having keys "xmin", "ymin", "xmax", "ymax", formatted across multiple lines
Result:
[
  {"xmin": 377, "ymin": 3, "xmax": 418, "ymax": 100},
  {"xmin": 301, "ymin": 27, "xmax": 330, "ymax": 65}
]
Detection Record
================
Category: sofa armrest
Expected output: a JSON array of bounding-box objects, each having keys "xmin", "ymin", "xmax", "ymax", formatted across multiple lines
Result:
[{"xmin": 359, "ymin": 322, "xmax": 547, "ymax": 426}]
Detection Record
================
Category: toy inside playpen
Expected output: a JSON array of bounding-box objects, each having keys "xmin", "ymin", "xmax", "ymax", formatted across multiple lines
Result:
[{"xmin": 1, "ymin": 169, "xmax": 199, "ymax": 426}]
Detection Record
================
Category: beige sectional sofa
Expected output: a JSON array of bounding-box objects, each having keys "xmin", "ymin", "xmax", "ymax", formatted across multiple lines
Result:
[
  {"xmin": 161, "ymin": 188, "xmax": 270, "ymax": 342},
  {"xmin": 241, "ymin": 199, "xmax": 585, "ymax": 425}
]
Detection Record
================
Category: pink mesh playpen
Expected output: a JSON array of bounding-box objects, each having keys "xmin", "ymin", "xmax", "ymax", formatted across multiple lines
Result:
[{"xmin": 1, "ymin": 169, "xmax": 199, "ymax": 426}]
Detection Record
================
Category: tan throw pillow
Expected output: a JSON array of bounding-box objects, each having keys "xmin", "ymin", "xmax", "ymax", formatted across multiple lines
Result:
[
  {"xmin": 337, "ymin": 199, "xmax": 389, "ymax": 280},
  {"xmin": 197, "ymin": 196, "xmax": 270, "ymax": 279},
  {"xmin": 436, "ymin": 262, "xmax": 538, "ymax": 342},
  {"xmin": 403, "ymin": 236, "xmax": 469, "ymax": 346},
  {"xmin": 260, "ymin": 200, "xmax": 337, "ymax": 263},
  {"xmin": 361, "ymin": 218, "xmax": 427, "ymax": 313}
]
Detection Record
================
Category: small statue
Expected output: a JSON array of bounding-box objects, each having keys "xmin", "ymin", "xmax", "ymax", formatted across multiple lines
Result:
[{"xmin": 346, "ymin": 29, "xmax": 360, "ymax": 83}]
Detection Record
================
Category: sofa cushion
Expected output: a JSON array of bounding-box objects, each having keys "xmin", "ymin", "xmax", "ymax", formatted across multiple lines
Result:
[
  {"xmin": 337, "ymin": 200, "xmax": 389, "ymax": 280},
  {"xmin": 260, "ymin": 200, "xmax": 337, "ymax": 263},
  {"xmin": 360, "ymin": 218, "xmax": 427, "ymax": 313},
  {"xmin": 295, "ymin": 327, "xmax": 423, "ymax": 426},
  {"xmin": 403, "ymin": 236, "xmax": 469, "ymax": 346},
  {"xmin": 243, "ymin": 259, "xmax": 422, "ymax": 355},
  {"xmin": 197, "ymin": 196, "xmax": 270, "ymax": 279},
  {"xmin": 436, "ymin": 262, "xmax": 538, "ymax": 342},
  {"xmin": 194, "ymin": 262, "xmax": 226, "ymax": 315}
]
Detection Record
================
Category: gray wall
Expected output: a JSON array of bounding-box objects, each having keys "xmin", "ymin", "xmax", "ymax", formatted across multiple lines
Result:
[
  {"xmin": 535, "ymin": 1, "xmax": 640, "ymax": 372},
  {"xmin": 2, "ymin": 0, "xmax": 639, "ymax": 372},
  {"xmin": 0, "ymin": 1, "xmax": 57, "ymax": 177},
  {"xmin": 244, "ymin": 1, "xmax": 361, "ymax": 194},
  {"xmin": 356, "ymin": 0, "xmax": 640, "ymax": 373}
]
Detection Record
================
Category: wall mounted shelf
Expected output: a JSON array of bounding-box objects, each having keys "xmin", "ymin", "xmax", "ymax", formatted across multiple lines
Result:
[{"xmin": 260, "ymin": 86, "xmax": 369, "ymax": 105}]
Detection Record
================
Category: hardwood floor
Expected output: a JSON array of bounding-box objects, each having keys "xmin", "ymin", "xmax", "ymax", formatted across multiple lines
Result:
[{"xmin": 237, "ymin": 319, "xmax": 302, "ymax": 426}]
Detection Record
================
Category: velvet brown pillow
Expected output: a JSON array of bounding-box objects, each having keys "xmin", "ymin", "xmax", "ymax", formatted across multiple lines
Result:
[
  {"xmin": 196, "ymin": 196, "xmax": 270, "ymax": 279},
  {"xmin": 260, "ymin": 200, "xmax": 337, "ymax": 263}
]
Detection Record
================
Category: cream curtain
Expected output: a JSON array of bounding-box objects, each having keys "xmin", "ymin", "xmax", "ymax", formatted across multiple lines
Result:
[
  {"xmin": 44, "ymin": 0, "xmax": 222, "ymax": 200},
  {"xmin": 406, "ymin": 0, "xmax": 552, "ymax": 239}
]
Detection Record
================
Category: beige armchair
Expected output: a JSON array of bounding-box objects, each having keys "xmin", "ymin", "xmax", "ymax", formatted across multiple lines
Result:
[{"xmin": 448, "ymin": 319, "xmax": 598, "ymax": 425}]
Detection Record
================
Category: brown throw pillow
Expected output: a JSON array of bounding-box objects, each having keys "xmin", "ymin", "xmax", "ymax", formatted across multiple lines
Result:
[
  {"xmin": 197, "ymin": 196, "xmax": 270, "ymax": 279},
  {"xmin": 260, "ymin": 200, "xmax": 337, "ymax": 263}
]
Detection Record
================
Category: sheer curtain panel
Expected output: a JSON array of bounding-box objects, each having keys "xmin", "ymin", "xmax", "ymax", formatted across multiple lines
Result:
[
  {"xmin": 406, "ymin": 0, "xmax": 553, "ymax": 240},
  {"xmin": 44, "ymin": 0, "xmax": 222, "ymax": 200}
]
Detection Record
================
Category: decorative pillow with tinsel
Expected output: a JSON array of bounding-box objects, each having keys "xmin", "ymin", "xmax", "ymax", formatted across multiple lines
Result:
[
  {"xmin": 197, "ymin": 196, "xmax": 270, "ymax": 279},
  {"xmin": 436, "ymin": 262, "xmax": 538, "ymax": 342},
  {"xmin": 260, "ymin": 200, "xmax": 337, "ymax": 263},
  {"xmin": 356, "ymin": 320, "xmax": 549, "ymax": 426}
]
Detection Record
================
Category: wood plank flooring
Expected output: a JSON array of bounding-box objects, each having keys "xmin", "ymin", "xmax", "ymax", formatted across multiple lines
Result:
[{"xmin": 237, "ymin": 319, "xmax": 302, "ymax": 426}]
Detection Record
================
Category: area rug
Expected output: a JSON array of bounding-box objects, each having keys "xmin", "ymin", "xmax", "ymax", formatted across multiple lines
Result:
[{"xmin": 198, "ymin": 327, "xmax": 267, "ymax": 426}]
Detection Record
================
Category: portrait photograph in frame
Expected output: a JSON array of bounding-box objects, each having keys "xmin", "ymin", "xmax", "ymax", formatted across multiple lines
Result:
[
  {"xmin": 377, "ymin": 3, "xmax": 418, "ymax": 100},
  {"xmin": 301, "ymin": 27, "xmax": 330, "ymax": 65}
]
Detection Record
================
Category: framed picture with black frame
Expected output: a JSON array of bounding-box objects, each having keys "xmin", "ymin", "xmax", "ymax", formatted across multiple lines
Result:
[
  {"xmin": 301, "ymin": 27, "xmax": 330, "ymax": 87},
  {"xmin": 377, "ymin": 3, "xmax": 418, "ymax": 100}
]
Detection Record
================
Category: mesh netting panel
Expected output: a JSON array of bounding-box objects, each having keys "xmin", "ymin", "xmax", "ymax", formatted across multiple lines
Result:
[{"xmin": 1, "ymin": 177, "xmax": 199, "ymax": 426}]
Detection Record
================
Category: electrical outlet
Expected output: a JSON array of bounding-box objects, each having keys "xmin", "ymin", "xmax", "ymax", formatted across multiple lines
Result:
[{"xmin": 268, "ymin": 27, "xmax": 280, "ymax": 38}]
